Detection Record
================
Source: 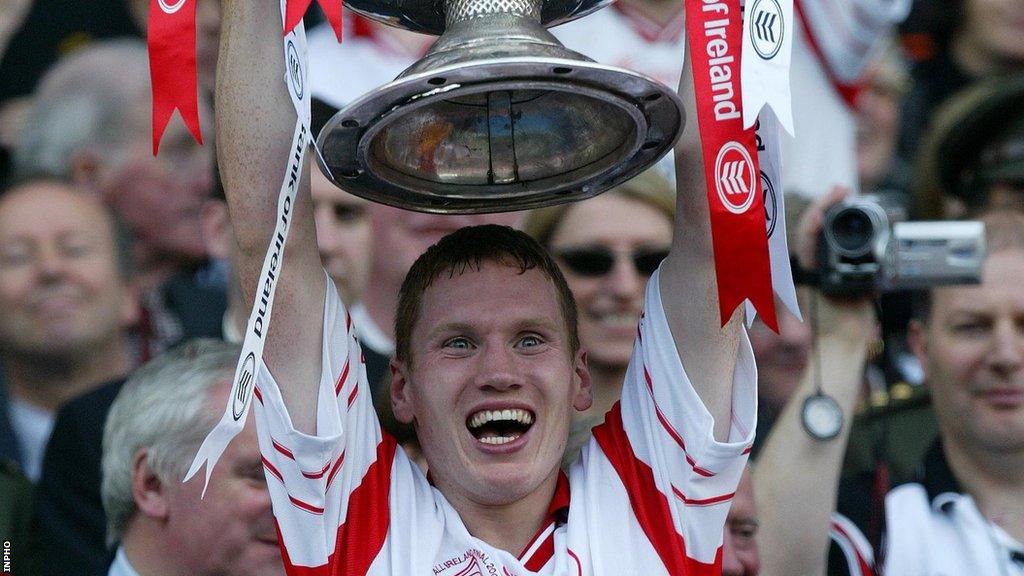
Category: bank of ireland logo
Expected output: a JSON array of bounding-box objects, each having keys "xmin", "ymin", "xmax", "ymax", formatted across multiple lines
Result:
[
  {"xmin": 761, "ymin": 171, "xmax": 778, "ymax": 237},
  {"xmin": 750, "ymin": 0, "xmax": 784, "ymax": 60},
  {"xmin": 158, "ymin": 0, "xmax": 187, "ymax": 14},
  {"xmin": 715, "ymin": 142, "xmax": 756, "ymax": 215},
  {"xmin": 286, "ymin": 40, "xmax": 303, "ymax": 100},
  {"xmin": 232, "ymin": 352, "xmax": 257, "ymax": 421}
]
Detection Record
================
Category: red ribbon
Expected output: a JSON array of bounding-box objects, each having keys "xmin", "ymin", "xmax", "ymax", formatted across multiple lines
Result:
[
  {"xmin": 148, "ymin": 0, "xmax": 203, "ymax": 155},
  {"xmin": 148, "ymin": 1, "xmax": 344, "ymax": 155},
  {"xmin": 684, "ymin": 0, "xmax": 777, "ymax": 330},
  {"xmin": 284, "ymin": 0, "xmax": 343, "ymax": 40}
]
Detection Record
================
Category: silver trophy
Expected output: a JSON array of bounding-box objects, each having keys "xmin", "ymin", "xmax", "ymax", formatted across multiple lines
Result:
[{"xmin": 316, "ymin": 0, "xmax": 685, "ymax": 213}]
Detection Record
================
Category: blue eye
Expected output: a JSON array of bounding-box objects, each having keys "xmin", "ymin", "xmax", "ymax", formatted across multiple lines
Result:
[
  {"xmin": 444, "ymin": 337, "xmax": 473, "ymax": 350},
  {"xmin": 519, "ymin": 335, "xmax": 542, "ymax": 347}
]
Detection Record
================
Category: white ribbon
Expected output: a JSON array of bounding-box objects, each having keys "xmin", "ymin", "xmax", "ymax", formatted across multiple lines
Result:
[
  {"xmin": 739, "ymin": 0, "xmax": 800, "ymax": 324},
  {"xmin": 740, "ymin": 0, "xmax": 794, "ymax": 134},
  {"xmin": 754, "ymin": 108, "xmax": 801, "ymax": 321},
  {"xmin": 185, "ymin": 3, "xmax": 315, "ymax": 494}
]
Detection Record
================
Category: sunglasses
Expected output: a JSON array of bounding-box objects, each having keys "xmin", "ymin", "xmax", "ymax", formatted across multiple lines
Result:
[{"xmin": 555, "ymin": 247, "xmax": 670, "ymax": 277}]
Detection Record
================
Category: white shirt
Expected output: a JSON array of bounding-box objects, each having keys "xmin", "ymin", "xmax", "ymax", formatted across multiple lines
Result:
[
  {"xmin": 308, "ymin": 21, "xmax": 422, "ymax": 108},
  {"xmin": 253, "ymin": 269, "xmax": 756, "ymax": 573},
  {"xmin": 8, "ymin": 395, "xmax": 54, "ymax": 482},
  {"xmin": 884, "ymin": 485, "xmax": 1024, "ymax": 576},
  {"xmin": 553, "ymin": 1, "xmax": 907, "ymax": 199},
  {"xmin": 107, "ymin": 547, "xmax": 140, "ymax": 576},
  {"xmin": 552, "ymin": 4, "xmax": 685, "ymax": 91},
  {"xmin": 350, "ymin": 302, "xmax": 395, "ymax": 356}
]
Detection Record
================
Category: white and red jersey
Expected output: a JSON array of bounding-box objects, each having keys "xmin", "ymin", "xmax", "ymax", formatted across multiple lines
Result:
[
  {"xmin": 308, "ymin": 17, "xmax": 425, "ymax": 108},
  {"xmin": 553, "ymin": 0, "xmax": 906, "ymax": 198},
  {"xmin": 551, "ymin": 4, "xmax": 686, "ymax": 91},
  {"xmin": 252, "ymin": 269, "xmax": 756, "ymax": 575}
]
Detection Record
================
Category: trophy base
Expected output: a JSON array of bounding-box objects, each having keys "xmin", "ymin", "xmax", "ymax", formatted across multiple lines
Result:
[{"xmin": 316, "ymin": 57, "xmax": 684, "ymax": 214}]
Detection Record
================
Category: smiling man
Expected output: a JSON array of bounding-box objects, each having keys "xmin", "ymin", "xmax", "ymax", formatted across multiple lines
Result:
[
  {"xmin": 0, "ymin": 178, "xmax": 136, "ymax": 481},
  {"xmin": 879, "ymin": 211, "xmax": 1024, "ymax": 574},
  {"xmin": 215, "ymin": 1, "xmax": 755, "ymax": 573}
]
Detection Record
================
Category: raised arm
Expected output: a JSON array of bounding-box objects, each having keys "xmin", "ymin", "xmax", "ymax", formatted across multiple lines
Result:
[
  {"xmin": 754, "ymin": 190, "xmax": 876, "ymax": 576},
  {"xmin": 661, "ymin": 34, "xmax": 744, "ymax": 442},
  {"xmin": 217, "ymin": 0, "xmax": 326, "ymax": 434}
]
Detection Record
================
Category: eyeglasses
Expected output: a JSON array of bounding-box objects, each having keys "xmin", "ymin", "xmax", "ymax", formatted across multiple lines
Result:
[{"xmin": 555, "ymin": 246, "xmax": 670, "ymax": 277}]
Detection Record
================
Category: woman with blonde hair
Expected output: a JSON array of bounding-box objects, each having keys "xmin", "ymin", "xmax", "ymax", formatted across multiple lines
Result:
[{"xmin": 525, "ymin": 168, "xmax": 676, "ymax": 466}]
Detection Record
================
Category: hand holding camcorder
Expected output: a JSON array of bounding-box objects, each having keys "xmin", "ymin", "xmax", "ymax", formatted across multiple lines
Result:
[{"xmin": 812, "ymin": 196, "xmax": 985, "ymax": 298}]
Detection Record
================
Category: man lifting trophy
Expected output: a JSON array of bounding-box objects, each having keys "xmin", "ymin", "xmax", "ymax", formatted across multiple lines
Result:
[{"xmin": 149, "ymin": 0, "xmax": 790, "ymax": 571}]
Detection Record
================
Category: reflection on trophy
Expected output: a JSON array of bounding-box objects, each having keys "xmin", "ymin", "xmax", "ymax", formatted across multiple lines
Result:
[{"xmin": 316, "ymin": 0, "xmax": 685, "ymax": 213}]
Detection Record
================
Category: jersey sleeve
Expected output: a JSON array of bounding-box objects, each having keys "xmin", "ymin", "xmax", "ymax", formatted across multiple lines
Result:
[
  {"xmin": 590, "ymin": 268, "xmax": 756, "ymax": 568},
  {"xmin": 252, "ymin": 274, "xmax": 395, "ymax": 572}
]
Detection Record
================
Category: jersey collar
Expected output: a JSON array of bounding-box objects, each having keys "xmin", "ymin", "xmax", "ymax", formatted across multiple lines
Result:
[
  {"xmin": 919, "ymin": 439, "xmax": 963, "ymax": 512},
  {"xmin": 517, "ymin": 471, "xmax": 571, "ymax": 570}
]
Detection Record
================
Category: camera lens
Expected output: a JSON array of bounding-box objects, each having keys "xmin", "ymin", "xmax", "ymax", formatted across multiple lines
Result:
[{"xmin": 830, "ymin": 207, "xmax": 874, "ymax": 256}]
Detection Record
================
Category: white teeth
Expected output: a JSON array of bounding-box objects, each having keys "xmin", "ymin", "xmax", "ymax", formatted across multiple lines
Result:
[
  {"xmin": 468, "ymin": 408, "xmax": 534, "ymax": 429},
  {"xmin": 479, "ymin": 434, "xmax": 522, "ymax": 445},
  {"xmin": 595, "ymin": 313, "xmax": 637, "ymax": 327}
]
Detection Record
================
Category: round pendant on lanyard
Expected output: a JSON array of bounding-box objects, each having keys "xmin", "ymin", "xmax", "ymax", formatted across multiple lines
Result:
[{"xmin": 801, "ymin": 292, "xmax": 844, "ymax": 441}]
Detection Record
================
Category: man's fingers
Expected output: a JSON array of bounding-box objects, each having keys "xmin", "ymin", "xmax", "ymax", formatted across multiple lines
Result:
[{"xmin": 795, "ymin": 186, "xmax": 852, "ymax": 271}]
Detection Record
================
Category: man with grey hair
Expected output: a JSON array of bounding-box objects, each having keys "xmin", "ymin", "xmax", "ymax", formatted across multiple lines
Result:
[
  {"xmin": 15, "ymin": 40, "xmax": 213, "ymax": 293},
  {"xmin": 100, "ymin": 339, "xmax": 282, "ymax": 576}
]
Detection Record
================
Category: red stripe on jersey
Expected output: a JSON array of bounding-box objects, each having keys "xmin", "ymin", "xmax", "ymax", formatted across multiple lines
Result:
[
  {"xmin": 831, "ymin": 518, "xmax": 875, "ymax": 576},
  {"xmin": 593, "ymin": 404, "xmax": 723, "ymax": 576},
  {"xmin": 567, "ymin": 549, "xmax": 583, "ymax": 576},
  {"xmin": 290, "ymin": 495, "xmax": 325, "ymax": 515},
  {"xmin": 275, "ymin": 522, "xmax": 333, "ymax": 576},
  {"xmin": 263, "ymin": 457, "xmax": 326, "ymax": 515},
  {"xmin": 671, "ymin": 485, "xmax": 735, "ymax": 507},
  {"xmin": 642, "ymin": 367, "xmax": 715, "ymax": 477},
  {"xmin": 522, "ymin": 529, "xmax": 555, "ymax": 572},
  {"xmin": 254, "ymin": 386, "xmax": 264, "ymax": 404},
  {"xmin": 273, "ymin": 438, "xmax": 296, "ymax": 460},
  {"xmin": 276, "ymin": 436, "xmax": 397, "ymax": 576},
  {"xmin": 263, "ymin": 456, "xmax": 284, "ymax": 483},
  {"xmin": 335, "ymin": 359, "xmax": 351, "ymax": 396},
  {"xmin": 336, "ymin": 434, "xmax": 398, "ymax": 575},
  {"xmin": 302, "ymin": 460, "xmax": 333, "ymax": 480},
  {"xmin": 326, "ymin": 451, "xmax": 346, "ymax": 489},
  {"xmin": 793, "ymin": 0, "xmax": 865, "ymax": 108},
  {"xmin": 519, "ymin": 471, "xmax": 570, "ymax": 570},
  {"xmin": 347, "ymin": 384, "xmax": 359, "ymax": 409}
]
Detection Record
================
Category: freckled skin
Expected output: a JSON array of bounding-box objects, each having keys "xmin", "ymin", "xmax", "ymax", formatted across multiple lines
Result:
[{"xmin": 391, "ymin": 263, "xmax": 592, "ymax": 511}]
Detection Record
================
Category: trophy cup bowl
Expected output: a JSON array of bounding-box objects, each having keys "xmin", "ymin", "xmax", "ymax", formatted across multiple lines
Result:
[{"xmin": 316, "ymin": 0, "xmax": 685, "ymax": 213}]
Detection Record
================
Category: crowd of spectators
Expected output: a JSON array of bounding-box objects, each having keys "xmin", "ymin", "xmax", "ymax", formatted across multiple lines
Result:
[{"xmin": 0, "ymin": 0, "xmax": 1022, "ymax": 574}]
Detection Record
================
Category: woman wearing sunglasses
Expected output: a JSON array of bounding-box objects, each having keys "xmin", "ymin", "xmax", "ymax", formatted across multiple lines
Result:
[{"xmin": 525, "ymin": 168, "xmax": 675, "ymax": 466}]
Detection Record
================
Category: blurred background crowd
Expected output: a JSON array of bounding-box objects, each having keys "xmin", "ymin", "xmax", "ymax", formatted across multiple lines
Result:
[{"xmin": 0, "ymin": 0, "xmax": 1022, "ymax": 574}]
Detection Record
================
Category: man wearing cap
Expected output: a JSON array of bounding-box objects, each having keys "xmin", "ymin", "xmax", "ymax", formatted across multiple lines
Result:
[
  {"xmin": 915, "ymin": 74, "xmax": 1024, "ymax": 219},
  {"xmin": 214, "ymin": 0, "xmax": 754, "ymax": 574}
]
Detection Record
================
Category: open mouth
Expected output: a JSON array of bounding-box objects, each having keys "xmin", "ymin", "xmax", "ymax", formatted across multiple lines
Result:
[{"xmin": 467, "ymin": 408, "xmax": 535, "ymax": 446}]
